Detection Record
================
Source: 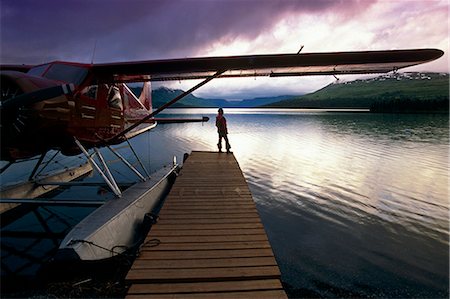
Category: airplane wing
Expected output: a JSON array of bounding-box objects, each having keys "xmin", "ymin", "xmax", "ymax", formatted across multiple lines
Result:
[
  {"xmin": 92, "ymin": 49, "xmax": 444, "ymax": 83},
  {"xmin": 0, "ymin": 64, "xmax": 33, "ymax": 72}
]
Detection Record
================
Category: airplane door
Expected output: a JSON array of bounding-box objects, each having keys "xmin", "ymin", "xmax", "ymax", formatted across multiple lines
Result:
[
  {"xmin": 105, "ymin": 84, "xmax": 125, "ymax": 136},
  {"xmin": 72, "ymin": 83, "xmax": 125, "ymax": 143},
  {"xmin": 72, "ymin": 84, "xmax": 99, "ymax": 143},
  {"xmin": 92, "ymin": 84, "xmax": 124, "ymax": 140}
]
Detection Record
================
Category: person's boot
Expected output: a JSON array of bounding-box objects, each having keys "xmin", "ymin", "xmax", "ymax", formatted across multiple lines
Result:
[{"xmin": 217, "ymin": 143, "xmax": 222, "ymax": 153}]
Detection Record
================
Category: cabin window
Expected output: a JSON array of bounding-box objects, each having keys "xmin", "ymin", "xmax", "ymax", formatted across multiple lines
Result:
[
  {"xmin": 27, "ymin": 64, "xmax": 50, "ymax": 77},
  {"xmin": 107, "ymin": 85, "xmax": 123, "ymax": 110},
  {"xmin": 44, "ymin": 64, "xmax": 88, "ymax": 85},
  {"xmin": 81, "ymin": 85, "xmax": 98, "ymax": 100}
]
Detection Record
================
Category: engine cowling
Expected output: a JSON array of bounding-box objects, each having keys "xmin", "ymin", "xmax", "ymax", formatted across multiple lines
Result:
[{"xmin": 1, "ymin": 72, "xmax": 74, "ymax": 161}]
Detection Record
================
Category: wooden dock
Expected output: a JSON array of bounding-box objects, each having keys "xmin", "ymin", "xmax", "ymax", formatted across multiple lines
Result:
[{"xmin": 126, "ymin": 151, "xmax": 287, "ymax": 298}]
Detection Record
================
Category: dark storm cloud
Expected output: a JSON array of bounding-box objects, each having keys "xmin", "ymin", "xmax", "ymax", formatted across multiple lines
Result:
[{"xmin": 1, "ymin": 0, "xmax": 376, "ymax": 64}]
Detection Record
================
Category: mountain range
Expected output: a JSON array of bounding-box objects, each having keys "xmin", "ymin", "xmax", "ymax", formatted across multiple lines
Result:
[
  {"xmin": 130, "ymin": 86, "xmax": 297, "ymax": 108},
  {"xmin": 131, "ymin": 72, "xmax": 449, "ymax": 112}
]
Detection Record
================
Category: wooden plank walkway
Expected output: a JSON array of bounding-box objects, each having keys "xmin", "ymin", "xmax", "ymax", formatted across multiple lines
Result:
[{"xmin": 126, "ymin": 151, "xmax": 287, "ymax": 298}]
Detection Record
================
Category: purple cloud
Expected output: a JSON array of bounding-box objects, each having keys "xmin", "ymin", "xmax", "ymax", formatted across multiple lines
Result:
[
  {"xmin": 1, "ymin": 0, "xmax": 377, "ymax": 64},
  {"xmin": 2, "ymin": 0, "xmax": 446, "ymax": 99}
]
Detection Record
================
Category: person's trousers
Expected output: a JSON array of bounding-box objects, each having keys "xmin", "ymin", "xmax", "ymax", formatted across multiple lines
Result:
[{"xmin": 218, "ymin": 133, "xmax": 231, "ymax": 151}]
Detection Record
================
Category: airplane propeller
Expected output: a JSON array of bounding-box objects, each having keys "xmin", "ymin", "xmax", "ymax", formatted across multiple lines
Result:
[
  {"xmin": 1, "ymin": 83, "xmax": 75, "ymax": 111},
  {"xmin": 1, "ymin": 82, "xmax": 76, "ymax": 151}
]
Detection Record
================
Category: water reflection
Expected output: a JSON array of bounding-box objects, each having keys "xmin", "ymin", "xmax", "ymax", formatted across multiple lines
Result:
[
  {"xmin": 153, "ymin": 109, "xmax": 449, "ymax": 298},
  {"xmin": 1, "ymin": 108, "xmax": 448, "ymax": 298},
  {"xmin": 1, "ymin": 205, "xmax": 95, "ymax": 277}
]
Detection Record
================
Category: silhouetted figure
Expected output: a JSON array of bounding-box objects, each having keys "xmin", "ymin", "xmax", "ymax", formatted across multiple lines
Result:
[{"xmin": 216, "ymin": 108, "xmax": 231, "ymax": 153}]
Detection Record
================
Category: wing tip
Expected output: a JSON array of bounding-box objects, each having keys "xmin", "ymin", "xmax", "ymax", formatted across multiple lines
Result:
[{"xmin": 434, "ymin": 48, "xmax": 445, "ymax": 59}]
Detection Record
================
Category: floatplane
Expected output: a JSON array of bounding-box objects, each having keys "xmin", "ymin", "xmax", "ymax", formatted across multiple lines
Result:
[{"xmin": 0, "ymin": 48, "xmax": 443, "ymax": 263}]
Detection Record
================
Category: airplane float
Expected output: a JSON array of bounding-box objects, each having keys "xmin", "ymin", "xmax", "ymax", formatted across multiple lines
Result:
[{"xmin": 0, "ymin": 48, "xmax": 444, "ymax": 262}]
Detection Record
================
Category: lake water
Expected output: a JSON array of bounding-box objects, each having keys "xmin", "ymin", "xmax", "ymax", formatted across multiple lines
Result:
[
  {"xmin": 146, "ymin": 108, "xmax": 449, "ymax": 298},
  {"xmin": 1, "ymin": 108, "xmax": 449, "ymax": 298}
]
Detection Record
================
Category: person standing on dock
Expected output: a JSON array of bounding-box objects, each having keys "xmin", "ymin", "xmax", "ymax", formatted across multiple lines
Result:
[{"xmin": 216, "ymin": 108, "xmax": 231, "ymax": 153}]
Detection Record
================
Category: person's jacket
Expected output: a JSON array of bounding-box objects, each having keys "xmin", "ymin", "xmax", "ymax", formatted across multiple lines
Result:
[{"xmin": 216, "ymin": 115, "xmax": 228, "ymax": 134}]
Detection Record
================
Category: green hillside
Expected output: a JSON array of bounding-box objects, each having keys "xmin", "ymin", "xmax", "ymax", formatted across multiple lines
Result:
[
  {"xmin": 130, "ymin": 87, "xmax": 299, "ymax": 108},
  {"xmin": 267, "ymin": 72, "xmax": 449, "ymax": 112}
]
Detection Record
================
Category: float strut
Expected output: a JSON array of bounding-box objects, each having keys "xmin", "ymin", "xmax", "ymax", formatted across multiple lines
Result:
[{"xmin": 74, "ymin": 138, "xmax": 122, "ymax": 197}]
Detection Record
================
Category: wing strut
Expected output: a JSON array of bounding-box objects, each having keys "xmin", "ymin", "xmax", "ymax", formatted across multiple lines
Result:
[
  {"xmin": 74, "ymin": 138, "xmax": 122, "ymax": 197},
  {"xmin": 107, "ymin": 70, "xmax": 226, "ymax": 144}
]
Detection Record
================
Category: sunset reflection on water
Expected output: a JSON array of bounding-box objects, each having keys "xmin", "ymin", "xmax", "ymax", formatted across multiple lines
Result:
[
  {"xmin": 147, "ymin": 108, "xmax": 449, "ymax": 298},
  {"xmin": 2, "ymin": 108, "xmax": 446, "ymax": 298}
]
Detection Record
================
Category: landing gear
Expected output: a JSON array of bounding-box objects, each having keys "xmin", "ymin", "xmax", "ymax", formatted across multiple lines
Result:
[{"xmin": 74, "ymin": 137, "xmax": 150, "ymax": 198}]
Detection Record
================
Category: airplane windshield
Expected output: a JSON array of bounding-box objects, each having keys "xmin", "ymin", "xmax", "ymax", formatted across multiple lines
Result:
[
  {"xmin": 27, "ymin": 64, "xmax": 50, "ymax": 77},
  {"xmin": 43, "ymin": 63, "xmax": 88, "ymax": 85}
]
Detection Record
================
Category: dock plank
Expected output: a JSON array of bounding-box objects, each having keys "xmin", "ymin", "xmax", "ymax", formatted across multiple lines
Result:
[
  {"xmin": 144, "ymin": 234, "xmax": 269, "ymax": 244},
  {"xmin": 138, "ymin": 248, "xmax": 275, "ymax": 260},
  {"xmin": 131, "ymin": 256, "xmax": 278, "ymax": 269},
  {"xmin": 160, "ymin": 204, "xmax": 257, "ymax": 211},
  {"xmin": 151, "ymin": 223, "xmax": 264, "ymax": 230},
  {"xmin": 149, "ymin": 228, "xmax": 266, "ymax": 237},
  {"xmin": 127, "ymin": 290, "xmax": 287, "ymax": 299},
  {"xmin": 125, "ymin": 151, "xmax": 286, "ymax": 298},
  {"xmin": 128, "ymin": 279, "xmax": 283, "ymax": 294},
  {"xmin": 164, "ymin": 198, "xmax": 255, "ymax": 204},
  {"xmin": 127, "ymin": 266, "xmax": 281, "ymax": 283},
  {"xmin": 155, "ymin": 219, "xmax": 264, "ymax": 226},
  {"xmin": 162, "ymin": 202, "xmax": 256, "ymax": 207},
  {"xmin": 140, "ymin": 241, "xmax": 271, "ymax": 251},
  {"xmin": 158, "ymin": 213, "xmax": 260, "ymax": 219}
]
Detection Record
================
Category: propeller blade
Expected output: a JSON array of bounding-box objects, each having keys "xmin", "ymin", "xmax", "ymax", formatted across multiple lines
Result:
[{"xmin": 1, "ymin": 83, "xmax": 74, "ymax": 110}]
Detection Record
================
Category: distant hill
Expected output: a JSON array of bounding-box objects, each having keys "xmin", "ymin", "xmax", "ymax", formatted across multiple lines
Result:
[
  {"xmin": 130, "ymin": 86, "xmax": 299, "ymax": 108},
  {"xmin": 231, "ymin": 95, "xmax": 298, "ymax": 107},
  {"xmin": 151, "ymin": 87, "xmax": 230, "ymax": 108},
  {"xmin": 266, "ymin": 72, "xmax": 449, "ymax": 113},
  {"xmin": 130, "ymin": 86, "xmax": 225, "ymax": 108}
]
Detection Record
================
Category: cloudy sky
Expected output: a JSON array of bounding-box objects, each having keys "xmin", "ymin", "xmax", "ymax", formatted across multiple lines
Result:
[{"xmin": 1, "ymin": 0, "xmax": 448, "ymax": 99}]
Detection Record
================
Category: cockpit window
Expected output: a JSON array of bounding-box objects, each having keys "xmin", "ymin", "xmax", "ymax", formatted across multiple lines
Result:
[
  {"xmin": 107, "ymin": 85, "xmax": 123, "ymax": 110},
  {"xmin": 27, "ymin": 64, "xmax": 50, "ymax": 77},
  {"xmin": 43, "ymin": 63, "xmax": 88, "ymax": 85},
  {"xmin": 81, "ymin": 85, "xmax": 98, "ymax": 100}
]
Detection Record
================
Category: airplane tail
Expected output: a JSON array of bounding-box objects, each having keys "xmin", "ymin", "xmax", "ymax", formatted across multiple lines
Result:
[
  {"xmin": 122, "ymin": 82, "xmax": 153, "ymax": 120},
  {"xmin": 139, "ymin": 82, "xmax": 152, "ymax": 113}
]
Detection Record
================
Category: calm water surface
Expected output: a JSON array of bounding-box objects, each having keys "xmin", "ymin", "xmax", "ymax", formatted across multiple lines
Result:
[
  {"xmin": 1, "ymin": 108, "xmax": 448, "ymax": 298},
  {"xmin": 149, "ymin": 109, "xmax": 449, "ymax": 298}
]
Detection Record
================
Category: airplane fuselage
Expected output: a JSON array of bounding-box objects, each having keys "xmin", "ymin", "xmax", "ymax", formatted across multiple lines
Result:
[{"xmin": 0, "ymin": 61, "xmax": 153, "ymax": 161}]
